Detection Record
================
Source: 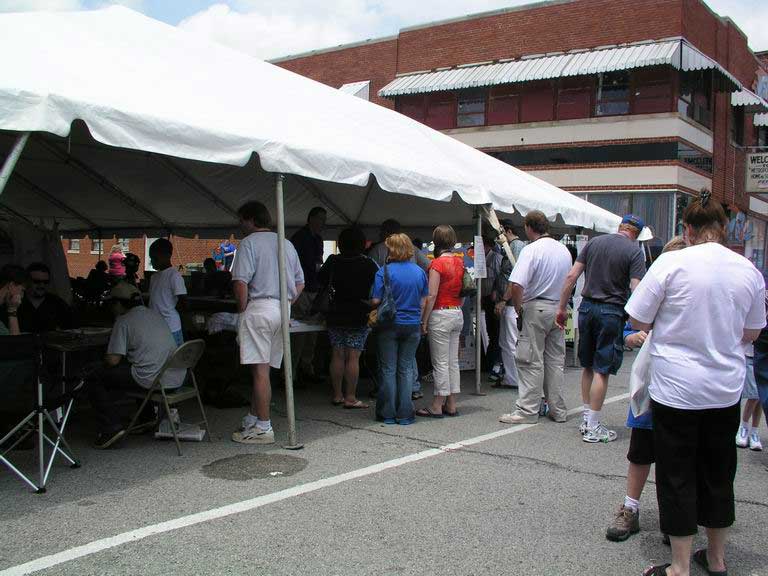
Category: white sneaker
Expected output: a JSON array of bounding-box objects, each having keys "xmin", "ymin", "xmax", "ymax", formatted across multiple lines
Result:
[
  {"xmin": 232, "ymin": 424, "xmax": 275, "ymax": 445},
  {"xmin": 749, "ymin": 430, "xmax": 763, "ymax": 451},
  {"xmin": 583, "ymin": 423, "xmax": 617, "ymax": 443},
  {"xmin": 736, "ymin": 424, "xmax": 749, "ymax": 448},
  {"xmin": 579, "ymin": 419, "xmax": 589, "ymax": 435}
]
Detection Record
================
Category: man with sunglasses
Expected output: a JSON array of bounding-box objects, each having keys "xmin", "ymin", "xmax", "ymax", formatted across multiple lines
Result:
[{"xmin": 17, "ymin": 262, "xmax": 74, "ymax": 333}]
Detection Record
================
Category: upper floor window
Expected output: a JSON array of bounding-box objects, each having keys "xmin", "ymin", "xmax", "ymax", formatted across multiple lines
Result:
[
  {"xmin": 68, "ymin": 239, "xmax": 80, "ymax": 253},
  {"xmin": 425, "ymin": 92, "xmax": 456, "ymax": 130},
  {"xmin": 633, "ymin": 67, "xmax": 673, "ymax": 114},
  {"xmin": 119, "ymin": 238, "xmax": 130, "ymax": 252},
  {"xmin": 488, "ymin": 85, "xmax": 520, "ymax": 125},
  {"xmin": 678, "ymin": 70, "xmax": 712, "ymax": 129},
  {"xmin": 557, "ymin": 77, "xmax": 593, "ymax": 120},
  {"xmin": 731, "ymin": 106, "xmax": 745, "ymax": 145},
  {"xmin": 596, "ymin": 71, "xmax": 630, "ymax": 116},
  {"xmin": 758, "ymin": 126, "xmax": 767, "ymax": 148},
  {"xmin": 91, "ymin": 238, "xmax": 103, "ymax": 255},
  {"xmin": 397, "ymin": 95, "xmax": 425, "ymax": 123},
  {"xmin": 457, "ymin": 90, "xmax": 486, "ymax": 127}
]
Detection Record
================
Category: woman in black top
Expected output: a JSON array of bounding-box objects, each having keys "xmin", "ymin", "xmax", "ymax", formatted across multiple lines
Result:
[{"xmin": 318, "ymin": 227, "xmax": 379, "ymax": 409}]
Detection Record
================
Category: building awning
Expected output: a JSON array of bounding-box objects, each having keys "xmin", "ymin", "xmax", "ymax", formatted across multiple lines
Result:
[
  {"xmin": 732, "ymin": 88, "xmax": 768, "ymax": 112},
  {"xmin": 379, "ymin": 39, "xmax": 741, "ymax": 98},
  {"xmin": 755, "ymin": 114, "xmax": 768, "ymax": 127},
  {"xmin": 339, "ymin": 80, "xmax": 370, "ymax": 100}
]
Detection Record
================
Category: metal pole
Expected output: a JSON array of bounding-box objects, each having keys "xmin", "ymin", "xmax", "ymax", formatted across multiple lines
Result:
[
  {"xmin": 472, "ymin": 206, "xmax": 485, "ymax": 396},
  {"xmin": 0, "ymin": 132, "xmax": 30, "ymax": 197},
  {"xmin": 276, "ymin": 174, "xmax": 302, "ymax": 450}
]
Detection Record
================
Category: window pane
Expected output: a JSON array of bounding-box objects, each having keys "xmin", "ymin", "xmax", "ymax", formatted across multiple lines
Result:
[
  {"xmin": 632, "ymin": 193, "xmax": 673, "ymax": 248},
  {"xmin": 588, "ymin": 193, "xmax": 632, "ymax": 217},
  {"xmin": 457, "ymin": 112, "xmax": 485, "ymax": 127},
  {"xmin": 596, "ymin": 71, "xmax": 629, "ymax": 117},
  {"xmin": 457, "ymin": 90, "xmax": 485, "ymax": 127}
]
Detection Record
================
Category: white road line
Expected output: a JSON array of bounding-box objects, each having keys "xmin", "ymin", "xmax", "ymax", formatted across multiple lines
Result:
[{"xmin": 0, "ymin": 392, "xmax": 630, "ymax": 576}]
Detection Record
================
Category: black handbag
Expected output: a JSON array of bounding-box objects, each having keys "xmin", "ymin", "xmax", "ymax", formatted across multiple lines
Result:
[{"xmin": 311, "ymin": 257, "xmax": 336, "ymax": 315}]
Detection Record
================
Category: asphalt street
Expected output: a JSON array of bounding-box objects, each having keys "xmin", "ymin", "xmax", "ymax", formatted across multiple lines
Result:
[{"xmin": 1, "ymin": 354, "xmax": 767, "ymax": 576}]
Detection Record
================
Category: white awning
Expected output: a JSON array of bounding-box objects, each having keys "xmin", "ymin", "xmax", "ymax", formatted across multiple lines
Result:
[
  {"xmin": 380, "ymin": 39, "xmax": 741, "ymax": 97},
  {"xmin": 339, "ymin": 80, "xmax": 370, "ymax": 100},
  {"xmin": 732, "ymin": 88, "xmax": 768, "ymax": 112},
  {"xmin": 755, "ymin": 114, "xmax": 768, "ymax": 127}
]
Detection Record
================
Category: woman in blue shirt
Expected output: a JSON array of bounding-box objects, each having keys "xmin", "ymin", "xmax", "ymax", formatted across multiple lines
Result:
[{"xmin": 371, "ymin": 233, "xmax": 428, "ymax": 425}]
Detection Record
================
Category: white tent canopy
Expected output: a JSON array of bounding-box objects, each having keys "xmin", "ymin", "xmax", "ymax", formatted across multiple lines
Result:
[{"xmin": 0, "ymin": 6, "xmax": 620, "ymax": 238}]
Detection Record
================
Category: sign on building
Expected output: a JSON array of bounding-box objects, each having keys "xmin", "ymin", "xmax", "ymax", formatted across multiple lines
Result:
[{"xmin": 746, "ymin": 152, "xmax": 768, "ymax": 193}]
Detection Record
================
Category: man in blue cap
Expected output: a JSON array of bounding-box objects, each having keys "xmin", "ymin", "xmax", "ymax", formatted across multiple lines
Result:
[{"xmin": 556, "ymin": 214, "xmax": 646, "ymax": 443}]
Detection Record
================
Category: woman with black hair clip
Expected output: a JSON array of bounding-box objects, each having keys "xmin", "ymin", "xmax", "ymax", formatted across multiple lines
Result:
[{"xmin": 626, "ymin": 190, "xmax": 766, "ymax": 576}]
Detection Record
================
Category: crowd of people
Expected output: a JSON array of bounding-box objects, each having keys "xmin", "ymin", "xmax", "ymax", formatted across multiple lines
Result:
[{"xmin": 2, "ymin": 190, "xmax": 767, "ymax": 575}]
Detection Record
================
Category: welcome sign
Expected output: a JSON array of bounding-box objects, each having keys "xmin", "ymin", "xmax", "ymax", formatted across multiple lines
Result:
[{"xmin": 747, "ymin": 153, "xmax": 768, "ymax": 193}]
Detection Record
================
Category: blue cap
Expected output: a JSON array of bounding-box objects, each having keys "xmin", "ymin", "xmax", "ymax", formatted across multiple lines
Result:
[{"xmin": 621, "ymin": 214, "xmax": 645, "ymax": 231}]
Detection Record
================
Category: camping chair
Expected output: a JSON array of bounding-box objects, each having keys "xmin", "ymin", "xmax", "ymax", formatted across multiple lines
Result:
[
  {"xmin": 126, "ymin": 339, "xmax": 211, "ymax": 456},
  {"xmin": 0, "ymin": 334, "xmax": 82, "ymax": 493}
]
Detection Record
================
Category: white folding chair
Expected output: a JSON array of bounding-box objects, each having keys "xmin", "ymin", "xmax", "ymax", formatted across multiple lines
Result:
[{"xmin": 126, "ymin": 339, "xmax": 211, "ymax": 456}]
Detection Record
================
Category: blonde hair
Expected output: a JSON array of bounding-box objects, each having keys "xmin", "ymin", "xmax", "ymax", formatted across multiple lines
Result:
[
  {"xmin": 110, "ymin": 244, "xmax": 123, "ymax": 254},
  {"xmin": 662, "ymin": 236, "xmax": 686, "ymax": 253},
  {"xmin": 385, "ymin": 233, "xmax": 415, "ymax": 262}
]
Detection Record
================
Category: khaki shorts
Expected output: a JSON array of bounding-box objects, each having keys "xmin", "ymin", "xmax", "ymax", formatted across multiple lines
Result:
[{"xmin": 238, "ymin": 299, "xmax": 283, "ymax": 368}]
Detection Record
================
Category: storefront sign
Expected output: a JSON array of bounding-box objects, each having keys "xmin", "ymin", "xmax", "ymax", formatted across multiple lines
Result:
[{"xmin": 746, "ymin": 152, "xmax": 768, "ymax": 193}]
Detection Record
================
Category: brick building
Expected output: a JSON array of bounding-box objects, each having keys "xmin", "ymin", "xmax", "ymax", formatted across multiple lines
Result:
[{"xmin": 272, "ymin": 0, "xmax": 768, "ymax": 265}]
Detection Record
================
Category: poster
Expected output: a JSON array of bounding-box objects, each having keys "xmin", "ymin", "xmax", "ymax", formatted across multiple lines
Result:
[{"xmin": 746, "ymin": 153, "xmax": 768, "ymax": 193}]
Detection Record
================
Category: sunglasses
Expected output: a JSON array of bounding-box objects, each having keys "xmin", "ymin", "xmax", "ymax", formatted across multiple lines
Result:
[{"xmin": 31, "ymin": 279, "xmax": 50, "ymax": 285}]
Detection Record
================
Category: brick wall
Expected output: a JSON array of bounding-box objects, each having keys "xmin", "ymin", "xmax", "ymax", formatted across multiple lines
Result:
[{"xmin": 63, "ymin": 235, "xmax": 238, "ymax": 278}]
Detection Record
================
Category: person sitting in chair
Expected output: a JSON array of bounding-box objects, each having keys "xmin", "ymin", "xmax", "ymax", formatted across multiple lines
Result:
[
  {"xmin": 17, "ymin": 262, "xmax": 74, "ymax": 333},
  {"xmin": 85, "ymin": 283, "xmax": 184, "ymax": 449}
]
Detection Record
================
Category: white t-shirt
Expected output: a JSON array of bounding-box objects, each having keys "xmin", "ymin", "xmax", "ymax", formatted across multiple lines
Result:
[
  {"xmin": 149, "ymin": 267, "xmax": 187, "ymax": 333},
  {"xmin": 508, "ymin": 237, "xmax": 572, "ymax": 302},
  {"xmin": 625, "ymin": 242, "xmax": 766, "ymax": 410},
  {"xmin": 231, "ymin": 231, "xmax": 304, "ymax": 301}
]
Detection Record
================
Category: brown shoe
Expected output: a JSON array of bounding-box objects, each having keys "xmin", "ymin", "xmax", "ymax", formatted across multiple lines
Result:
[{"xmin": 606, "ymin": 504, "xmax": 640, "ymax": 542}]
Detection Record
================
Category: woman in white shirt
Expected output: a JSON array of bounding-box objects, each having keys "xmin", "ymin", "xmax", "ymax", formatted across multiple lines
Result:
[{"xmin": 626, "ymin": 191, "xmax": 766, "ymax": 576}]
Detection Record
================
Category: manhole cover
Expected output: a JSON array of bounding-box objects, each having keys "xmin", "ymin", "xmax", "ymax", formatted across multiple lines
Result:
[{"xmin": 202, "ymin": 453, "xmax": 308, "ymax": 481}]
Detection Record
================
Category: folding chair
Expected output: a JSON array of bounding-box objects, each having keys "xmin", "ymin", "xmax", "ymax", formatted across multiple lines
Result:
[
  {"xmin": 126, "ymin": 339, "xmax": 211, "ymax": 456},
  {"xmin": 0, "ymin": 335, "xmax": 82, "ymax": 493}
]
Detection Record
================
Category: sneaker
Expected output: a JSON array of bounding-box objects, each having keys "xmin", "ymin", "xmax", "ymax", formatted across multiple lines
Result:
[
  {"xmin": 749, "ymin": 430, "xmax": 763, "ymax": 451},
  {"xmin": 499, "ymin": 413, "xmax": 536, "ymax": 425},
  {"xmin": 606, "ymin": 505, "xmax": 640, "ymax": 542},
  {"xmin": 489, "ymin": 363, "xmax": 503, "ymax": 382},
  {"xmin": 94, "ymin": 429, "xmax": 125, "ymax": 449},
  {"xmin": 583, "ymin": 423, "xmax": 617, "ymax": 443},
  {"xmin": 579, "ymin": 419, "xmax": 589, "ymax": 435},
  {"xmin": 232, "ymin": 424, "xmax": 275, "ymax": 445},
  {"xmin": 736, "ymin": 424, "xmax": 749, "ymax": 448},
  {"xmin": 422, "ymin": 372, "xmax": 434, "ymax": 384}
]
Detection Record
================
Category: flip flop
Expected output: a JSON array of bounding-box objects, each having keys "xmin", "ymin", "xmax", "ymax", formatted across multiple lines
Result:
[
  {"xmin": 442, "ymin": 409, "xmax": 459, "ymax": 417},
  {"xmin": 642, "ymin": 564, "xmax": 670, "ymax": 576},
  {"xmin": 415, "ymin": 407, "xmax": 444, "ymax": 419},
  {"xmin": 693, "ymin": 549, "xmax": 727, "ymax": 576},
  {"xmin": 343, "ymin": 400, "xmax": 369, "ymax": 409}
]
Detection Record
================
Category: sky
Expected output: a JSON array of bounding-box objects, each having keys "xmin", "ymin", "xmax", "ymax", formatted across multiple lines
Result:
[{"xmin": 1, "ymin": 0, "xmax": 766, "ymax": 61}]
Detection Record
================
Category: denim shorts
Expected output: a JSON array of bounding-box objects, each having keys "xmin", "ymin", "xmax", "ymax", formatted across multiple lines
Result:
[
  {"xmin": 742, "ymin": 356, "xmax": 758, "ymax": 400},
  {"xmin": 577, "ymin": 298, "xmax": 625, "ymax": 375},
  {"xmin": 328, "ymin": 327, "xmax": 370, "ymax": 351}
]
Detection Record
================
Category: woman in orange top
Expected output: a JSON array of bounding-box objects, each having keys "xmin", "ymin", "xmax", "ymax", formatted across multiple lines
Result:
[{"xmin": 417, "ymin": 225, "xmax": 465, "ymax": 418}]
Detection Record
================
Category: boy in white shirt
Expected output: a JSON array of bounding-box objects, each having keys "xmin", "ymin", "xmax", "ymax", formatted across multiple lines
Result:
[{"xmin": 149, "ymin": 238, "xmax": 187, "ymax": 346}]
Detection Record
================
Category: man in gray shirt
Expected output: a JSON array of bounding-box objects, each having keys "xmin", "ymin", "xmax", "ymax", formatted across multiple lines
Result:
[
  {"xmin": 556, "ymin": 214, "xmax": 646, "ymax": 443},
  {"xmin": 231, "ymin": 201, "xmax": 304, "ymax": 445},
  {"xmin": 86, "ymin": 282, "xmax": 184, "ymax": 449},
  {"xmin": 368, "ymin": 219, "xmax": 430, "ymax": 271}
]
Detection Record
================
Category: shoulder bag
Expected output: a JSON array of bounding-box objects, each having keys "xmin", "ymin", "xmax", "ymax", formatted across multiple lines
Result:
[
  {"xmin": 368, "ymin": 263, "xmax": 397, "ymax": 328},
  {"xmin": 311, "ymin": 256, "xmax": 336, "ymax": 315}
]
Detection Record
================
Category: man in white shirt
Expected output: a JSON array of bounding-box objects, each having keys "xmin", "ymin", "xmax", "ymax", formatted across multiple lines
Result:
[
  {"xmin": 497, "ymin": 211, "xmax": 572, "ymax": 425},
  {"xmin": 148, "ymin": 238, "xmax": 187, "ymax": 346},
  {"xmin": 231, "ymin": 201, "xmax": 304, "ymax": 445}
]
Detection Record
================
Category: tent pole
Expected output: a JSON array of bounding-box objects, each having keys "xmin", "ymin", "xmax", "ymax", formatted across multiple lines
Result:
[
  {"xmin": 472, "ymin": 206, "xmax": 485, "ymax": 396},
  {"xmin": 276, "ymin": 173, "xmax": 302, "ymax": 450},
  {"xmin": 0, "ymin": 132, "xmax": 30, "ymax": 197}
]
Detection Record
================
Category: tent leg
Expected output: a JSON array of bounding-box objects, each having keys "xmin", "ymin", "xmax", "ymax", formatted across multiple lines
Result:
[
  {"xmin": 276, "ymin": 174, "xmax": 303, "ymax": 450},
  {"xmin": 0, "ymin": 132, "xmax": 30, "ymax": 197},
  {"xmin": 472, "ymin": 207, "xmax": 486, "ymax": 396}
]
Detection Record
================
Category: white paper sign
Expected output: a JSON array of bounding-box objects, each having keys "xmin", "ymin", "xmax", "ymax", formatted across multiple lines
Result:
[
  {"xmin": 746, "ymin": 153, "xmax": 768, "ymax": 193},
  {"xmin": 473, "ymin": 235, "xmax": 487, "ymax": 279}
]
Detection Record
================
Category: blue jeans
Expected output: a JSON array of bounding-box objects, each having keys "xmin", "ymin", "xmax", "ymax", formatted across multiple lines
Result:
[
  {"xmin": 376, "ymin": 324, "xmax": 420, "ymax": 422},
  {"xmin": 753, "ymin": 344, "xmax": 768, "ymax": 415},
  {"xmin": 172, "ymin": 330, "xmax": 184, "ymax": 347}
]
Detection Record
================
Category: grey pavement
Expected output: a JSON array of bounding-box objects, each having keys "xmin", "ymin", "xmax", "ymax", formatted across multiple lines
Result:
[{"xmin": 1, "ymin": 354, "xmax": 767, "ymax": 576}]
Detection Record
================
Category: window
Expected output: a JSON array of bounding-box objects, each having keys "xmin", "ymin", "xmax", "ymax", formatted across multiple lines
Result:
[
  {"xmin": 91, "ymin": 239, "xmax": 103, "ymax": 255},
  {"xmin": 397, "ymin": 95, "xmax": 425, "ymax": 122},
  {"xmin": 731, "ymin": 106, "xmax": 745, "ymax": 146},
  {"xmin": 68, "ymin": 239, "xmax": 80, "ymax": 253},
  {"xmin": 488, "ymin": 85, "xmax": 520, "ymax": 125},
  {"xmin": 596, "ymin": 71, "xmax": 630, "ymax": 116},
  {"xmin": 456, "ymin": 90, "xmax": 486, "ymax": 127},
  {"xmin": 520, "ymin": 82, "xmax": 554, "ymax": 123},
  {"xmin": 633, "ymin": 68, "xmax": 673, "ymax": 114},
  {"xmin": 678, "ymin": 71, "xmax": 712, "ymax": 128},
  {"xmin": 557, "ymin": 77, "xmax": 592, "ymax": 120},
  {"xmin": 119, "ymin": 238, "xmax": 130, "ymax": 251},
  {"xmin": 425, "ymin": 92, "xmax": 456, "ymax": 130},
  {"xmin": 587, "ymin": 191, "xmax": 674, "ymax": 248},
  {"xmin": 758, "ymin": 126, "xmax": 768, "ymax": 148}
]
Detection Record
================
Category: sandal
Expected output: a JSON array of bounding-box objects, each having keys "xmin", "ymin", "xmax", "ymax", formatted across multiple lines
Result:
[
  {"xmin": 693, "ymin": 549, "xmax": 727, "ymax": 576},
  {"xmin": 343, "ymin": 400, "xmax": 369, "ymax": 410},
  {"xmin": 415, "ymin": 407, "xmax": 444, "ymax": 419},
  {"xmin": 641, "ymin": 565, "xmax": 670, "ymax": 576},
  {"xmin": 411, "ymin": 391, "xmax": 424, "ymax": 400}
]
